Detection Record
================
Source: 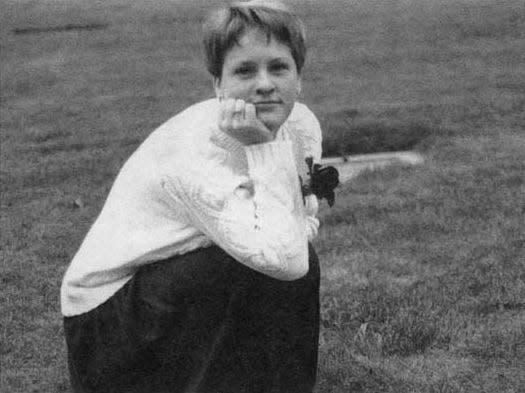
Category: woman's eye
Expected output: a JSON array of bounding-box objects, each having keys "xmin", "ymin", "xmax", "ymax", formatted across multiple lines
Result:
[
  {"xmin": 235, "ymin": 66, "xmax": 255, "ymax": 76},
  {"xmin": 270, "ymin": 63, "xmax": 289, "ymax": 73}
]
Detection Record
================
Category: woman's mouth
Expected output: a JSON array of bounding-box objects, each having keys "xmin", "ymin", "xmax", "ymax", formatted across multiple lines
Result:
[{"xmin": 254, "ymin": 101, "xmax": 282, "ymax": 111}]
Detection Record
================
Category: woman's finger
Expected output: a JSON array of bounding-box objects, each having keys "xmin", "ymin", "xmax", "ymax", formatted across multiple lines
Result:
[
  {"xmin": 244, "ymin": 103, "xmax": 257, "ymax": 122},
  {"xmin": 231, "ymin": 99, "xmax": 245, "ymax": 130},
  {"xmin": 234, "ymin": 99, "xmax": 245, "ymax": 119},
  {"xmin": 220, "ymin": 98, "xmax": 237, "ymax": 126},
  {"xmin": 245, "ymin": 103, "xmax": 270, "ymax": 133}
]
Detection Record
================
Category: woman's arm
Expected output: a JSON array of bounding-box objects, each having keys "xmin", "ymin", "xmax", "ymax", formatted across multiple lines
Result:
[{"xmin": 163, "ymin": 140, "xmax": 309, "ymax": 281}]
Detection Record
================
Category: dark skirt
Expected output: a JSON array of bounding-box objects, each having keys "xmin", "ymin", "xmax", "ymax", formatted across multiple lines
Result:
[{"xmin": 64, "ymin": 244, "xmax": 320, "ymax": 393}]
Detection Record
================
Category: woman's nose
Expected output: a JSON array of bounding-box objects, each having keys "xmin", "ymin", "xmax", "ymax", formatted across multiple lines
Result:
[{"xmin": 254, "ymin": 71, "xmax": 275, "ymax": 94}]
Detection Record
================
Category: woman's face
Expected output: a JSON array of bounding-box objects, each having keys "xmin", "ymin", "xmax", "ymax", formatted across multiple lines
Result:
[{"xmin": 215, "ymin": 28, "xmax": 301, "ymax": 133}]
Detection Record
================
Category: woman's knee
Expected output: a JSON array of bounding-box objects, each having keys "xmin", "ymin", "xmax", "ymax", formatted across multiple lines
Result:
[{"xmin": 134, "ymin": 246, "xmax": 242, "ymax": 311}]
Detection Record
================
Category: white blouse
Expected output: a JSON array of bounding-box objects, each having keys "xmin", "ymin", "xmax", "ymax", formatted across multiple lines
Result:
[{"xmin": 61, "ymin": 98, "xmax": 323, "ymax": 316}]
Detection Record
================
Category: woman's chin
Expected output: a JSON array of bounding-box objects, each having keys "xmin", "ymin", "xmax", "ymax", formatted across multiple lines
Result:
[
  {"xmin": 260, "ymin": 118, "xmax": 283, "ymax": 134},
  {"xmin": 257, "ymin": 112, "xmax": 288, "ymax": 133}
]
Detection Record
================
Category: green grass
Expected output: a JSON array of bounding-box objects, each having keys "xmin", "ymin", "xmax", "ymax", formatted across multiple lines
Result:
[{"xmin": 1, "ymin": 0, "xmax": 524, "ymax": 392}]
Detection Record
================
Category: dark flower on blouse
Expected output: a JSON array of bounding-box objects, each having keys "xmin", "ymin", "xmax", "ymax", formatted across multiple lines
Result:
[{"xmin": 301, "ymin": 156, "xmax": 340, "ymax": 207}]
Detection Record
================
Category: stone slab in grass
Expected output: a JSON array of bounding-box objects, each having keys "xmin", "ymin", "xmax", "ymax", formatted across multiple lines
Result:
[{"xmin": 320, "ymin": 151, "xmax": 424, "ymax": 183}]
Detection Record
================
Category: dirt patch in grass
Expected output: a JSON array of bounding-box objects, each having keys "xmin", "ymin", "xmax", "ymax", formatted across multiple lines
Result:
[
  {"xmin": 12, "ymin": 23, "xmax": 109, "ymax": 35},
  {"xmin": 321, "ymin": 109, "xmax": 438, "ymax": 156}
]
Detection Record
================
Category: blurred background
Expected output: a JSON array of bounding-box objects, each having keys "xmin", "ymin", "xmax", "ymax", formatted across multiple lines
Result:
[{"xmin": 1, "ymin": 1, "xmax": 524, "ymax": 392}]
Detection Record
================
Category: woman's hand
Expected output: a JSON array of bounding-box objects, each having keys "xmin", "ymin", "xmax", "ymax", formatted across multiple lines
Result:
[{"xmin": 218, "ymin": 98, "xmax": 275, "ymax": 145}]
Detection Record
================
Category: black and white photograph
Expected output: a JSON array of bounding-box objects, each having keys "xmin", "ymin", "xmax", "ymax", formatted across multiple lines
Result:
[{"xmin": 1, "ymin": 0, "xmax": 524, "ymax": 392}]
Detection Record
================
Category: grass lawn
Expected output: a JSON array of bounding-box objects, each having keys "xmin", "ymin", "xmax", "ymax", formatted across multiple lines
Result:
[{"xmin": 1, "ymin": 0, "xmax": 524, "ymax": 392}]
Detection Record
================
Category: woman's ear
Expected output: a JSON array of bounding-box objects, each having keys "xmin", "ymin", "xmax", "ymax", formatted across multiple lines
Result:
[
  {"xmin": 213, "ymin": 77, "xmax": 221, "ymax": 98},
  {"xmin": 296, "ymin": 78, "xmax": 302, "ymax": 98}
]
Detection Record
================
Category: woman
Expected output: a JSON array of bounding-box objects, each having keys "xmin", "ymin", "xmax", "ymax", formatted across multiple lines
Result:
[{"xmin": 61, "ymin": 1, "xmax": 333, "ymax": 392}]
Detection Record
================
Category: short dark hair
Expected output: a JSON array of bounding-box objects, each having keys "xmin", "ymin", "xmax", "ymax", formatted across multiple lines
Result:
[{"xmin": 202, "ymin": 0, "xmax": 307, "ymax": 79}]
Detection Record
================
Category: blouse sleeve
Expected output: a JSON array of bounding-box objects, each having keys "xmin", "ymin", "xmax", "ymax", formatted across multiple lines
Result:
[
  {"xmin": 162, "ymin": 140, "xmax": 309, "ymax": 281},
  {"xmin": 294, "ymin": 103, "xmax": 323, "ymax": 240}
]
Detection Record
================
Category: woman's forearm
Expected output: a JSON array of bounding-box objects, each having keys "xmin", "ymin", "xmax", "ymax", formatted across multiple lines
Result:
[{"xmin": 164, "ymin": 140, "xmax": 311, "ymax": 280}]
